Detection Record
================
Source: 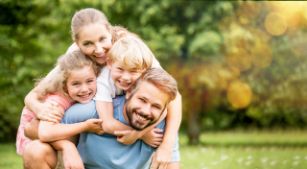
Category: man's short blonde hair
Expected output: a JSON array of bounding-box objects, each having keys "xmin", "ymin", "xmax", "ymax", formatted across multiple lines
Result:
[{"xmin": 107, "ymin": 35, "xmax": 154, "ymax": 71}]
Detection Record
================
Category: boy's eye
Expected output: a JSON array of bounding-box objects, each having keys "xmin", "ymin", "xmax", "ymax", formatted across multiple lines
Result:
[
  {"xmin": 99, "ymin": 37, "xmax": 105, "ymax": 42},
  {"xmin": 87, "ymin": 79, "xmax": 95, "ymax": 83},
  {"xmin": 117, "ymin": 67, "xmax": 124, "ymax": 71}
]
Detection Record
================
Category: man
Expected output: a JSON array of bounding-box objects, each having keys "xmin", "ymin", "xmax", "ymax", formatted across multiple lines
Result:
[{"xmin": 61, "ymin": 68, "xmax": 179, "ymax": 169}]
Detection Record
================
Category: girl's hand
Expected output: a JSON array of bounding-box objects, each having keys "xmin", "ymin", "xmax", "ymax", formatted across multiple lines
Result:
[
  {"xmin": 141, "ymin": 128, "xmax": 163, "ymax": 148},
  {"xmin": 114, "ymin": 130, "xmax": 139, "ymax": 145},
  {"xmin": 36, "ymin": 101, "xmax": 64, "ymax": 123},
  {"xmin": 85, "ymin": 119, "xmax": 104, "ymax": 134}
]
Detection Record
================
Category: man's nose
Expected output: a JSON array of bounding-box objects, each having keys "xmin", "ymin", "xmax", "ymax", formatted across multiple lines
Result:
[{"xmin": 141, "ymin": 104, "xmax": 151, "ymax": 116}]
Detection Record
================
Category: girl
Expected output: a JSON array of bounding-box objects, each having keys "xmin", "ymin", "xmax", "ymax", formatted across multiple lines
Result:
[
  {"xmin": 24, "ymin": 8, "xmax": 182, "ymax": 169},
  {"xmin": 18, "ymin": 50, "xmax": 102, "ymax": 169}
]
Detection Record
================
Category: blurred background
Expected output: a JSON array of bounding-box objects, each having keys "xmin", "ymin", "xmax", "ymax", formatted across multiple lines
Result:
[{"xmin": 1, "ymin": 0, "xmax": 307, "ymax": 169}]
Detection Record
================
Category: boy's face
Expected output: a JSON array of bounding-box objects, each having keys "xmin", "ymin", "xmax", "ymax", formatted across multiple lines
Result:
[
  {"xmin": 66, "ymin": 66, "xmax": 97, "ymax": 103},
  {"xmin": 108, "ymin": 61, "xmax": 144, "ymax": 91}
]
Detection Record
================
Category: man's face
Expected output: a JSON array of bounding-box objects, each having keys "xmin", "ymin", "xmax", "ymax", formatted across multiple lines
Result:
[{"xmin": 125, "ymin": 81, "xmax": 169, "ymax": 130}]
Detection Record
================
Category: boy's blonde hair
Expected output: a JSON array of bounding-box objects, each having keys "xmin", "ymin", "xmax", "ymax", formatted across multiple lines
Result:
[
  {"xmin": 130, "ymin": 68, "xmax": 178, "ymax": 103},
  {"xmin": 36, "ymin": 50, "xmax": 100, "ymax": 99},
  {"xmin": 107, "ymin": 35, "xmax": 154, "ymax": 71},
  {"xmin": 71, "ymin": 8, "xmax": 111, "ymax": 41}
]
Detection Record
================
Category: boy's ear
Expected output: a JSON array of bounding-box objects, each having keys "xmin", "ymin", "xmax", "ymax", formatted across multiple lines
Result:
[
  {"xmin": 125, "ymin": 90, "xmax": 131, "ymax": 99},
  {"xmin": 106, "ymin": 60, "xmax": 112, "ymax": 69}
]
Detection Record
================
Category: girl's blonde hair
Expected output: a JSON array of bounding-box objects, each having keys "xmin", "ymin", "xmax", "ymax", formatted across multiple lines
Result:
[
  {"xmin": 36, "ymin": 50, "xmax": 100, "ymax": 99},
  {"xmin": 71, "ymin": 8, "xmax": 112, "ymax": 41},
  {"xmin": 107, "ymin": 35, "xmax": 154, "ymax": 71}
]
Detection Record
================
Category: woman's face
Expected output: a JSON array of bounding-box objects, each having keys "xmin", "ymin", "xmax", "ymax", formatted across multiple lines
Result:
[{"xmin": 76, "ymin": 23, "xmax": 112, "ymax": 65}]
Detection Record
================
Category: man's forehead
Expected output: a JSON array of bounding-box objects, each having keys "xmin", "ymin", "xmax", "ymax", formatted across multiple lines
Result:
[{"xmin": 134, "ymin": 81, "xmax": 168, "ymax": 106}]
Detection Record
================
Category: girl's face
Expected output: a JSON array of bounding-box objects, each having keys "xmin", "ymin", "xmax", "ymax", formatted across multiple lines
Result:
[
  {"xmin": 66, "ymin": 66, "xmax": 97, "ymax": 103},
  {"xmin": 76, "ymin": 23, "xmax": 112, "ymax": 65}
]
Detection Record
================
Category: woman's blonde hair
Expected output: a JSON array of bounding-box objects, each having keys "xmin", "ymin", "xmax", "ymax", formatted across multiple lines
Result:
[
  {"xmin": 71, "ymin": 8, "xmax": 112, "ymax": 41},
  {"xmin": 107, "ymin": 34, "xmax": 154, "ymax": 71},
  {"xmin": 36, "ymin": 50, "xmax": 100, "ymax": 99}
]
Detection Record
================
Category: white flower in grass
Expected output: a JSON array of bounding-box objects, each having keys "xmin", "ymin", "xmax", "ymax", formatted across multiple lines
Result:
[
  {"xmin": 211, "ymin": 160, "xmax": 219, "ymax": 166},
  {"xmin": 247, "ymin": 155, "xmax": 253, "ymax": 160},
  {"xmin": 294, "ymin": 155, "xmax": 300, "ymax": 160},
  {"xmin": 220, "ymin": 154, "xmax": 229, "ymax": 161},
  {"xmin": 269, "ymin": 160, "xmax": 277, "ymax": 166},
  {"xmin": 261, "ymin": 157, "xmax": 268, "ymax": 164},
  {"xmin": 237, "ymin": 157, "xmax": 243, "ymax": 164},
  {"xmin": 292, "ymin": 161, "xmax": 300, "ymax": 166},
  {"xmin": 245, "ymin": 161, "xmax": 252, "ymax": 166}
]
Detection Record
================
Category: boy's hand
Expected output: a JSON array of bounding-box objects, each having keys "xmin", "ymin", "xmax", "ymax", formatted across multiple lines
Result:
[
  {"xmin": 36, "ymin": 101, "xmax": 64, "ymax": 123},
  {"xmin": 114, "ymin": 130, "xmax": 139, "ymax": 144},
  {"xmin": 141, "ymin": 128, "xmax": 163, "ymax": 148},
  {"xmin": 85, "ymin": 119, "xmax": 104, "ymax": 134}
]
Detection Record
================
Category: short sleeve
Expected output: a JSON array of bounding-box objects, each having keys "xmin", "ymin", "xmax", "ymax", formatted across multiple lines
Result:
[
  {"xmin": 94, "ymin": 67, "xmax": 114, "ymax": 102},
  {"xmin": 66, "ymin": 43, "xmax": 79, "ymax": 54}
]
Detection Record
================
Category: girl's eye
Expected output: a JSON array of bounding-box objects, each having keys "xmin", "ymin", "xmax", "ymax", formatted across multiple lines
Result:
[
  {"xmin": 83, "ymin": 41, "xmax": 93, "ymax": 46},
  {"xmin": 72, "ymin": 82, "xmax": 80, "ymax": 86}
]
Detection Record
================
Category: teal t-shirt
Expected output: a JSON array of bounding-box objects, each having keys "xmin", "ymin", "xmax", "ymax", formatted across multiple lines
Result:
[{"xmin": 76, "ymin": 96, "xmax": 165, "ymax": 169}]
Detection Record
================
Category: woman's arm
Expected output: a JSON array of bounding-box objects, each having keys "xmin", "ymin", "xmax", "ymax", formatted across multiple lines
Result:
[
  {"xmin": 153, "ymin": 91, "xmax": 182, "ymax": 165},
  {"xmin": 24, "ymin": 66, "xmax": 63, "ymax": 123}
]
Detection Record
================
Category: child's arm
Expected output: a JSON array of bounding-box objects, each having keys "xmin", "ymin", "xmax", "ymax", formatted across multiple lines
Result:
[
  {"xmin": 97, "ymin": 101, "xmax": 141, "ymax": 144},
  {"xmin": 38, "ymin": 118, "xmax": 103, "ymax": 142},
  {"xmin": 97, "ymin": 100, "xmax": 168, "ymax": 144},
  {"xmin": 151, "ymin": 91, "xmax": 182, "ymax": 167}
]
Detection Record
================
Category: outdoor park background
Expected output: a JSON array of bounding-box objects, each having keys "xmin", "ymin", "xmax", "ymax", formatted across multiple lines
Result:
[{"xmin": 1, "ymin": 1, "xmax": 307, "ymax": 169}]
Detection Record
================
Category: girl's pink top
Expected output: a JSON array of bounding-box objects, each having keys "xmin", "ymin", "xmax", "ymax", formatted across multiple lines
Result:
[{"xmin": 16, "ymin": 94, "xmax": 73, "ymax": 155}]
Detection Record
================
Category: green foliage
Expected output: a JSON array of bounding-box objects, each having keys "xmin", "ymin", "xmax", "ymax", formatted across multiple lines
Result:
[{"xmin": 1, "ymin": 0, "xmax": 307, "ymax": 144}]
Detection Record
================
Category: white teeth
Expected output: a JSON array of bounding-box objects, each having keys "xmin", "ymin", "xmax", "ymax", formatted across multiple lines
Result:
[{"xmin": 136, "ymin": 114, "xmax": 146, "ymax": 121}]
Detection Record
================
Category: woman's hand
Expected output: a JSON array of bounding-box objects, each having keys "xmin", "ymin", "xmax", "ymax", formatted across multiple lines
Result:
[
  {"xmin": 141, "ymin": 128, "xmax": 164, "ymax": 148},
  {"xmin": 36, "ymin": 101, "xmax": 64, "ymax": 123}
]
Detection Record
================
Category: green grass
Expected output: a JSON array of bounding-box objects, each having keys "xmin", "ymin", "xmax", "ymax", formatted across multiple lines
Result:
[{"xmin": 2, "ymin": 130, "xmax": 307, "ymax": 169}]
